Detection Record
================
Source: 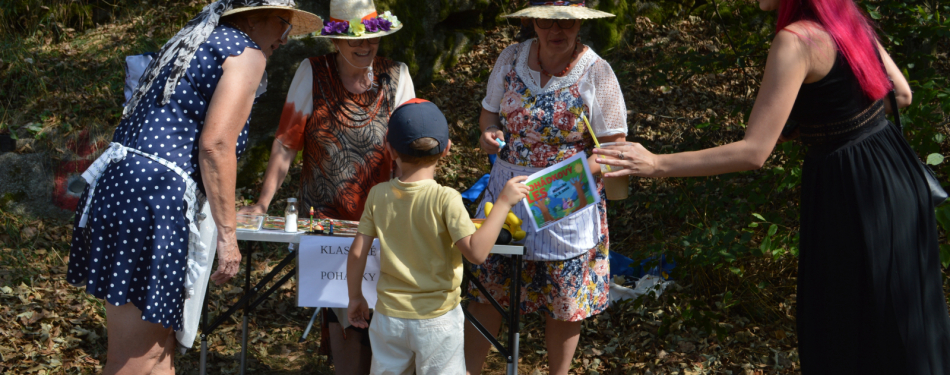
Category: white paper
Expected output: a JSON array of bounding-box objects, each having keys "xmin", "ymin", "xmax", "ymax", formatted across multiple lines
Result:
[{"xmin": 297, "ymin": 236, "xmax": 381, "ymax": 308}]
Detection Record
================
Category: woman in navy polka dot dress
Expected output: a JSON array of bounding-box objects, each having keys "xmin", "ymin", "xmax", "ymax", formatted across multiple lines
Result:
[{"xmin": 65, "ymin": 1, "xmax": 321, "ymax": 373}]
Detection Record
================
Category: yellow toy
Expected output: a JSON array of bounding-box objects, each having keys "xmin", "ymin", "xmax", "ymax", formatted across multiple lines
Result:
[{"xmin": 473, "ymin": 201, "xmax": 526, "ymax": 243}]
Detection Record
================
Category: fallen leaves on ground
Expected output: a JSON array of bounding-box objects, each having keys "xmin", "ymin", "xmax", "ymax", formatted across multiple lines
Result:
[{"xmin": 3, "ymin": 2, "xmax": 950, "ymax": 375}]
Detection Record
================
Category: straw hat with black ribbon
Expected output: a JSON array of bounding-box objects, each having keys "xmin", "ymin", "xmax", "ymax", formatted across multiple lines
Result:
[
  {"xmin": 123, "ymin": 0, "xmax": 321, "ymax": 120},
  {"xmin": 502, "ymin": 0, "xmax": 615, "ymax": 20},
  {"xmin": 317, "ymin": 0, "xmax": 403, "ymax": 39},
  {"xmin": 223, "ymin": 1, "xmax": 323, "ymax": 36}
]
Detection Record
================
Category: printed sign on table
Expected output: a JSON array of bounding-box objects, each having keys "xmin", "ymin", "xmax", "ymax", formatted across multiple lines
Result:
[
  {"xmin": 297, "ymin": 236, "xmax": 381, "ymax": 308},
  {"xmin": 521, "ymin": 151, "xmax": 600, "ymax": 231}
]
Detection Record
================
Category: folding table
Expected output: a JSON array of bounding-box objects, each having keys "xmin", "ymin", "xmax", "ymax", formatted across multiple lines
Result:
[
  {"xmin": 464, "ymin": 244, "xmax": 525, "ymax": 375},
  {"xmin": 198, "ymin": 230, "xmax": 526, "ymax": 375},
  {"xmin": 198, "ymin": 230, "xmax": 301, "ymax": 375}
]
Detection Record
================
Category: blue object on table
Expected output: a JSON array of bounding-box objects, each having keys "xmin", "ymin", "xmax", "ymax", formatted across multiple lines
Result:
[
  {"xmin": 461, "ymin": 174, "xmax": 491, "ymax": 203},
  {"xmin": 462, "ymin": 139, "xmax": 506, "ymax": 204}
]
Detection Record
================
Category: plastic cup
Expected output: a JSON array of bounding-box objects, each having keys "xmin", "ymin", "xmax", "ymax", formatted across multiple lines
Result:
[{"xmin": 597, "ymin": 142, "xmax": 630, "ymax": 200}]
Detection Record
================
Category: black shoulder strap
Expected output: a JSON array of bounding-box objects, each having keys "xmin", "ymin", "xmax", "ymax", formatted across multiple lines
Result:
[
  {"xmin": 888, "ymin": 90, "xmax": 903, "ymax": 130},
  {"xmin": 873, "ymin": 44, "xmax": 903, "ymax": 130}
]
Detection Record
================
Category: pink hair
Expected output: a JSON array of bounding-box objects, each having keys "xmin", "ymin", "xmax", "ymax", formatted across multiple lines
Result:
[{"xmin": 776, "ymin": 0, "xmax": 892, "ymax": 100}]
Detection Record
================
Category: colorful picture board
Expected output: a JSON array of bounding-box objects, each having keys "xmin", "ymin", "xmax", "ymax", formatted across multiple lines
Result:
[{"xmin": 521, "ymin": 152, "xmax": 600, "ymax": 231}]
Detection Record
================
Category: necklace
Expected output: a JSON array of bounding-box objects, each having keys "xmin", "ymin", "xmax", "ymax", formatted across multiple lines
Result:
[
  {"xmin": 337, "ymin": 52, "xmax": 376, "ymax": 91},
  {"xmin": 322, "ymin": 57, "xmax": 385, "ymax": 130},
  {"xmin": 538, "ymin": 40, "xmax": 580, "ymax": 78}
]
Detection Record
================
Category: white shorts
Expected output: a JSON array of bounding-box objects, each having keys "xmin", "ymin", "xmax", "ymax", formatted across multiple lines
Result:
[{"xmin": 368, "ymin": 304, "xmax": 466, "ymax": 375}]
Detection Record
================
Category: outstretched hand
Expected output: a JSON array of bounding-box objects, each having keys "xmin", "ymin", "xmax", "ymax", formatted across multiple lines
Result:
[{"xmin": 593, "ymin": 142, "xmax": 658, "ymax": 178}]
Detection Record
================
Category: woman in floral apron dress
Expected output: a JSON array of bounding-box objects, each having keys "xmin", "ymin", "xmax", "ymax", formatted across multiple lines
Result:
[{"xmin": 463, "ymin": 2, "xmax": 628, "ymax": 374}]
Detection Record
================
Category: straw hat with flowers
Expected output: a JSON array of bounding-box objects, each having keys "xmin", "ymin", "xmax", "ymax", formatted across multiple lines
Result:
[{"xmin": 318, "ymin": 0, "xmax": 403, "ymax": 39}]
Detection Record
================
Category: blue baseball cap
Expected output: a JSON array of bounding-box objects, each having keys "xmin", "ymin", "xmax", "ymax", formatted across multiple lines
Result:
[{"xmin": 387, "ymin": 98, "xmax": 449, "ymax": 157}]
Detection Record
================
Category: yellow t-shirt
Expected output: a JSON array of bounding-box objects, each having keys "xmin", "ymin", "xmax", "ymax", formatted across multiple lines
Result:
[{"xmin": 357, "ymin": 178, "xmax": 477, "ymax": 319}]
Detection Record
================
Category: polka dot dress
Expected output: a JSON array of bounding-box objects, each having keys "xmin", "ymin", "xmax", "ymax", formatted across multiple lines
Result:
[{"xmin": 67, "ymin": 25, "xmax": 259, "ymax": 330}]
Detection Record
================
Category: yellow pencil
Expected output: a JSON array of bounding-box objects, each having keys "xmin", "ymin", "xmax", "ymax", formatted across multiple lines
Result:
[{"xmin": 582, "ymin": 113, "xmax": 611, "ymax": 172}]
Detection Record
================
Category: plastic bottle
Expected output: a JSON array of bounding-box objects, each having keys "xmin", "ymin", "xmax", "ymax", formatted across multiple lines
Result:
[{"xmin": 284, "ymin": 198, "xmax": 298, "ymax": 233}]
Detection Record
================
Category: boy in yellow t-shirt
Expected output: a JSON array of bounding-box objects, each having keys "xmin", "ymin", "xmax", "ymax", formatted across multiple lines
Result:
[{"xmin": 346, "ymin": 98, "xmax": 528, "ymax": 375}]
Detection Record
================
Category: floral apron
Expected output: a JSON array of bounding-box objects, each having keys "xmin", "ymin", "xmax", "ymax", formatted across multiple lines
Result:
[{"xmin": 470, "ymin": 44, "xmax": 610, "ymax": 321}]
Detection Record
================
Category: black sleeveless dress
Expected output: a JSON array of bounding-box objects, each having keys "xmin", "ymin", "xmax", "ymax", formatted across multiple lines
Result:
[{"xmin": 792, "ymin": 52, "xmax": 950, "ymax": 374}]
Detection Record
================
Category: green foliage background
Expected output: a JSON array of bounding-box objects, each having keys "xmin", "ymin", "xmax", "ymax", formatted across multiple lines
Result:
[{"xmin": 0, "ymin": 0, "xmax": 948, "ymax": 334}]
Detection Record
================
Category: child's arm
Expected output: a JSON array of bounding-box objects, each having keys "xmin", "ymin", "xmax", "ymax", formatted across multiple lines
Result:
[
  {"xmin": 346, "ymin": 233, "xmax": 374, "ymax": 329},
  {"xmin": 456, "ymin": 176, "xmax": 529, "ymax": 264}
]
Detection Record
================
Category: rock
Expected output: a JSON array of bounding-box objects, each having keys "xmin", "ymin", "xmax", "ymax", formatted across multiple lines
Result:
[{"xmin": 0, "ymin": 152, "xmax": 71, "ymax": 219}]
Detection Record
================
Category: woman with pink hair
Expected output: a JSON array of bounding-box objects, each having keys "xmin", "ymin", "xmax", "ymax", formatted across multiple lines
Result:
[{"xmin": 595, "ymin": 0, "xmax": 950, "ymax": 373}]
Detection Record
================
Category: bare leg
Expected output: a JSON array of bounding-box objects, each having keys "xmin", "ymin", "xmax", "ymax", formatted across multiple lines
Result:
[
  {"xmin": 149, "ymin": 329, "xmax": 177, "ymax": 375},
  {"xmin": 464, "ymin": 302, "xmax": 503, "ymax": 375},
  {"xmin": 328, "ymin": 322, "xmax": 372, "ymax": 375},
  {"xmin": 104, "ymin": 302, "xmax": 176, "ymax": 375},
  {"xmin": 545, "ymin": 316, "xmax": 581, "ymax": 375}
]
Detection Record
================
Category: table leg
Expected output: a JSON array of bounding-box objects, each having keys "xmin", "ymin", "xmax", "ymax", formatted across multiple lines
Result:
[
  {"xmin": 200, "ymin": 281, "xmax": 210, "ymax": 375},
  {"xmin": 199, "ymin": 241, "xmax": 298, "ymax": 374},
  {"xmin": 204, "ymin": 248, "xmax": 297, "ymax": 333},
  {"xmin": 299, "ymin": 309, "xmax": 320, "ymax": 342},
  {"xmin": 200, "ymin": 338, "xmax": 208, "ymax": 375},
  {"xmin": 507, "ymin": 254, "xmax": 522, "ymax": 375},
  {"xmin": 464, "ymin": 267, "xmax": 509, "ymax": 325},
  {"xmin": 239, "ymin": 242, "xmax": 255, "ymax": 375},
  {"xmin": 463, "ymin": 249, "xmax": 524, "ymax": 373},
  {"xmin": 462, "ymin": 307, "xmax": 511, "ymax": 360}
]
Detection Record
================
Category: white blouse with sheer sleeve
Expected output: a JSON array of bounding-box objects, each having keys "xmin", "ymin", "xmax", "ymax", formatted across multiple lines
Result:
[{"xmin": 481, "ymin": 39, "xmax": 627, "ymax": 138}]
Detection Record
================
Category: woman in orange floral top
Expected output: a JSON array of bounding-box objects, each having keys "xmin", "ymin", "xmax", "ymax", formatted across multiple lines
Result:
[{"xmin": 239, "ymin": 0, "xmax": 412, "ymax": 373}]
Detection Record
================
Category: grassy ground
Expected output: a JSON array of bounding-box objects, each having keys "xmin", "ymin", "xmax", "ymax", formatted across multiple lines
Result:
[{"xmin": 2, "ymin": 1, "xmax": 949, "ymax": 374}]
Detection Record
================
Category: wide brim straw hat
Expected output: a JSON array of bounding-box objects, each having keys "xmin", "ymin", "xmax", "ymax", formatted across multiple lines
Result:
[
  {"xmin": 502, "ymin": 0, "xmax": 615, "ymax": 20},
  {"xmin": 222, "ymin": 3, "xmax": 323, "ymax": 37},
  {"xmin": 123, "ymin": 0, "xmax": 323, "ymax": 119},
  {"xmin": 318, "ymin": 0, "xmax": 403, "ymax": 39}
]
